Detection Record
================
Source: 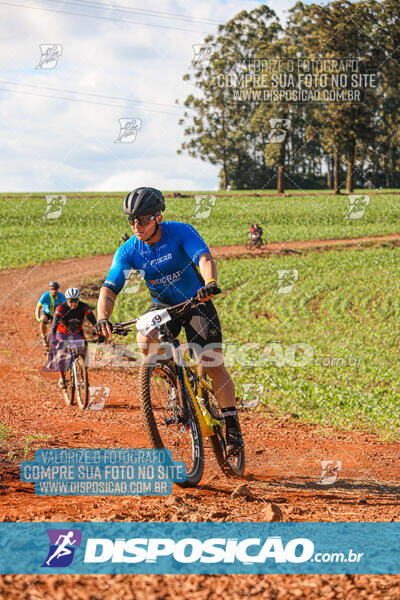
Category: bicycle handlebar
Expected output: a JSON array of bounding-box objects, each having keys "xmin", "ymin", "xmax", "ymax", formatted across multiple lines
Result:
[{"xmin": 112, "ymin": 288, "xmax": 221, "ymax": 335}]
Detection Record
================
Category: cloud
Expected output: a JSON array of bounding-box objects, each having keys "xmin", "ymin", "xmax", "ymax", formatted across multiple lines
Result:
[{"xmin": 0, "ymin": 0, "xmax": 291, "ymax": 192}]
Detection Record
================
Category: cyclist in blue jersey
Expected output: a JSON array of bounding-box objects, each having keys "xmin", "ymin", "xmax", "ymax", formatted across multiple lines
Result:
[
  {"xmin": 95, "ymin": 187, "xmax": 244, "ymax": 455},
  {"xmin": 35, "ymin": 281, "xmax": 66, "ymax": 348}
]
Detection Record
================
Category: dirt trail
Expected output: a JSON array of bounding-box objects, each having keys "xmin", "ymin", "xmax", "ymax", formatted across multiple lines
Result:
[{"xmin": 1, "ymin": 235, "xmax": 400, "ymax": 598}]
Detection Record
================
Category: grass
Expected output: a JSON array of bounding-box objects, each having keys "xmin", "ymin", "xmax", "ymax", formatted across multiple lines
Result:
[
  {"xmin": 1, "ymin": 190, "xmax": 400, "ymax": 268},
  {"xmin": 107, "ymin": 245, "xmax": 400, "ymax": 440},
  {"xmin": 0, "ymin": 423, "xmax": 52, "ymax": 462}
]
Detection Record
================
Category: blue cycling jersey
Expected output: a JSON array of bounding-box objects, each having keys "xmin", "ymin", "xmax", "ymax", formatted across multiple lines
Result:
[
  {"xmin": 38, "ymin": 291, "xmax": 66, "ymax": 315},
  {"xmin": 103, "ymin": 221, "xmax": 210, "ymax": 304}
]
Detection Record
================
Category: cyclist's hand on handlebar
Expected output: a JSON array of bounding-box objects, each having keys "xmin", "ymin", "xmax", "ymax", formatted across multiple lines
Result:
[
  {"xmin": 94, "ymin": 318, "xmax": 113, "ymax": 338},
  {"xmin": 196, "ymin": 281, "xmax": 221, "ymax": 303}
]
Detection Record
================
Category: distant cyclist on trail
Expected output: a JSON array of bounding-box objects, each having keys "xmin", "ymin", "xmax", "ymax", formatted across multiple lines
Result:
[
  {"xmin": 254, "ymin": 223, "xmax": 263, "ymax": 239},
  {"xmin": 47, "ymin": 287, "xmax": 97, "ymax": 389},
  {"xmin": 247, "ymin": 223, "xmax": 263, "ymax": 249},
  {"xmin": 248, "ymin": 223, "xmax": 262, "ymax": 241},
  {"xmin": 35, "ymin": 281, "xmax": 66, "ymax": 349},
  {"xmin": 95, "ymin": 187, "xmax": 244, "ymax": 455}
]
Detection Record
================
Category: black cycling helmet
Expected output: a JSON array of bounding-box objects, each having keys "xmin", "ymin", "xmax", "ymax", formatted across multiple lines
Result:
[
  {"xmin": 123, "ymin": 187, "xmax": 165, "ymax": 217},
  {"xmin": 49, "ymin": 281, "xmax": 59, "ymax": 289}
]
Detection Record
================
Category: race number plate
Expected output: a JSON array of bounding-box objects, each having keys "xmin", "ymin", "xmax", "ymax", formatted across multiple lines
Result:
[{"xmin": 136, "ymin": 308, "xmax": 171, "ymax": 336}]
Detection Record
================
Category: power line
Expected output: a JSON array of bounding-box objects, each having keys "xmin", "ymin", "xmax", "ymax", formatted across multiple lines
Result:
[
  {"xmin": 0, "ymin": 85, "xmax": 185, "ymax": 116},
  {"xmin": 0, "ymin": 1, "xmax": 214, "ymax": 34},
  {"xmin": 41, "ymin": 0, "xmax": 222, "ymax": 25},
  {"xmin": 0, "ymin": 80, "xmax": 189, "ymax": 111}
]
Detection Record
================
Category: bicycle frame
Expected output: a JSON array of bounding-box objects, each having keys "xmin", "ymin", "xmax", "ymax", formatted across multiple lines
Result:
[
  {"xmin": 158, "ymin": 330, "xmax": 223, "ymax": 438},
  {"xmin": 113, "ymin": 294, "xmax": 225, "ymax": 438}
]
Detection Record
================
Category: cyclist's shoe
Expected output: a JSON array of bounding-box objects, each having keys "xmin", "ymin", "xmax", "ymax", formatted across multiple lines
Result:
[
  {"xmin": 225, "ymin": 428, "xmax": 244, "ymax": 456},
  {"xmin": 58, "ymin": 377, "xmax": 66, "ymax": 390}
]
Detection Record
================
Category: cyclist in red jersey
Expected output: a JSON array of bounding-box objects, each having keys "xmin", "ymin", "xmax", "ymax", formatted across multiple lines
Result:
[{"xmin": 48, "ymin": 287, "xmax": 97, "ymax": 388}]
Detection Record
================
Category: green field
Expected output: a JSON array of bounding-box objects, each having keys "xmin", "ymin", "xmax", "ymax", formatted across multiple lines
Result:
[
  {"xmin": 107, "ymin": 245, "xmax": 400, "ymax": 439},
  {"xmin": 1, "ymin": 190, "xmax": 400, "ymax": 268}
]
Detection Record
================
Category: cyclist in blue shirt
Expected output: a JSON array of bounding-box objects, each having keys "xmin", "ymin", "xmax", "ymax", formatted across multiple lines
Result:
[
  {"xmin": 35, "ymin": 281, "xmax": 66, "ymax": 348},
  {"xmin": 95, "ymin": 187, "xmax": 244, "ymax": 455}
]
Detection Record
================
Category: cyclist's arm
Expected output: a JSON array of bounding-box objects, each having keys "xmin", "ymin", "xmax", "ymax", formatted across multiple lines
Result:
[
  {"xmin": 50, "ymin": 311, "xmax": 61, "ymax": 340},
  {"xmin": 35, "ymin": 302, "xmax": 42, "ymax": 321},
  {"xmin": 96, "ymin": 288, "xmax": 117, "ymax": 337},
  {"xmin": 97, "ymin": 247, "xmax": 133, "ymax": 328},
  {"xmin": 198, "ymin": 252, "xmax": 217, "ymax": 284},
  {"xmin": 85, "ymin": 308, "xmax": 97, "ymax": 327}
]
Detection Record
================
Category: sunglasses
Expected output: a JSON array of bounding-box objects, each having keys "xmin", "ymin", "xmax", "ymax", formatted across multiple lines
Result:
[
  {"xmin": 67, "ymin": 299, "xmax": 79, "ymax": 304},
  {"xmin": 127, "ymin": 214, "xmax": 158, "ymax": 226}
]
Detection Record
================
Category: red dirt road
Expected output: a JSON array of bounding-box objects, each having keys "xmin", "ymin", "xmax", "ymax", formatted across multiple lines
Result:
[{"xmin": 1, "ymin": 236, "xmax": 400, "ymax": 598}]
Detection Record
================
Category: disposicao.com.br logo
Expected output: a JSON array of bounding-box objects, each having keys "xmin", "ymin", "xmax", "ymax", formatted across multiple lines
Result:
[
  {"xmin": 82, "ymin": 536, "xmax": 362, "ymax": 565},
  {"xmin": 42, "ymin": 529, "xmax": 82, "ymax": 567}
]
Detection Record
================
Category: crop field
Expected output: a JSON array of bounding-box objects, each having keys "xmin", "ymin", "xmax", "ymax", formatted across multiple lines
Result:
[
  {"xmin": 1, "ymin": 190, "xmax": 400, "ymax": 268},
  {"xmin": 111, "ymin": 244, "xmax": 400, "ymax": 439}
]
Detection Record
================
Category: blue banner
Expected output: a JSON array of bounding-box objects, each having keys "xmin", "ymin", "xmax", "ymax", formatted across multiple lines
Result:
[{"xmin": 0, "ymin": 522, "xmax": 399, "ymax": 574}]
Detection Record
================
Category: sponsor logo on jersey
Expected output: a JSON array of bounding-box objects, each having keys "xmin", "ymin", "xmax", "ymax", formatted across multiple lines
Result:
[
  {"xmin": 150, "ymin": 253, "xmax": 172, "ymax": 267},
  {"xmin": 148, "ymin": 271, "xmax": 182, "ymax": 286}
]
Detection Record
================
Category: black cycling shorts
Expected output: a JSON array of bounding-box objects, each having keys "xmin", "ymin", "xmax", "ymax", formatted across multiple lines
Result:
[
  {"xmin": 39, "ymin": 310, "xmax": 52, "ymax": 324},
  {"xmin": 145, "ymin": 299, "xmax": 222, "ymax": 350}
]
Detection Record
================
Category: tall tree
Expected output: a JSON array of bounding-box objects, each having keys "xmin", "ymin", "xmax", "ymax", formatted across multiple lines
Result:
[{"xmin": 177, "ymin": 6, "xmax": 281, "ymax": 190}]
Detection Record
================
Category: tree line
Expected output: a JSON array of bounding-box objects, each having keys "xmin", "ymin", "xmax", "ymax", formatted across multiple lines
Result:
[{"xmin": 177, "ymin": 0, "xmax": 400, "ymax": 193}]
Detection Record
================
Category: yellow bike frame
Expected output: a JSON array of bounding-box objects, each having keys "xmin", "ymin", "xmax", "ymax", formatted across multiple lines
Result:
[{"xmin": 182, "ymin": 359, "xmax": 223, "ymax": 438}]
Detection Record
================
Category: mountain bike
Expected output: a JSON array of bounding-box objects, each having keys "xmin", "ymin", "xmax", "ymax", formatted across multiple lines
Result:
[
  {"xmin": 113, "ymin": 295, "xmax": 245, "ymax": 487},
  {"xmin": 58, "ymin": 337, "xmax": 104, "ymax": 409},
  {"xmin": 61, "ymin": 339, "xmax": 89, "ymax": 409}
]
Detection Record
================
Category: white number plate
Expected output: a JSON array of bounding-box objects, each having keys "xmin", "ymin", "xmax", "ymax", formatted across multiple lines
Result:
[{"xmin": 136, "ymin": 308, "xmax": 171, "ymax": 336}]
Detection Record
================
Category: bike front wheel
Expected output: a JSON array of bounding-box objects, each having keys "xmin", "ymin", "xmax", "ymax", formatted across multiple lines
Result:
[
  {"xmin": 74, "ymin": 355, "xmax": 89, "ymax": 410},
  {"xmin": 63, "ymin": 366, "xmax": 75, "ymax": 406},
  {"xmin": 139, "ymin": 354, "xmax": 204, "ymax": 487}
]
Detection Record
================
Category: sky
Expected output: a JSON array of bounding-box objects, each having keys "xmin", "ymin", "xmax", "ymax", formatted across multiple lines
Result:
[{"xmin": 0, "ymin": 0, "xmax": 297, "ymax": 192}]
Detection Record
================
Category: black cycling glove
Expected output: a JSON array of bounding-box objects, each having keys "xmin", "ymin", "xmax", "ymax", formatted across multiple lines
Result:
[
  {"xmin": 94, "ymin": 319, "xmax": 113, "ymax": 336},
  {"xmin": 197, "ymin": 282, "xmax": 220, "ymax": 301}
]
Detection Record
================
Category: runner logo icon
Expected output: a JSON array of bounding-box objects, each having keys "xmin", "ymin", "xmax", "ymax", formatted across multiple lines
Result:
[{"xmin": 42, "ymin": 529, "xmax": 82, "ymax": 568}]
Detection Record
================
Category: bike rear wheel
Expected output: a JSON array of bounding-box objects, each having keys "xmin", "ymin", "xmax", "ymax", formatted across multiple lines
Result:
[
  {"xmin": 198, "ymin": 366, "xmax": 245, "ymax": 477},
  {"xmin": 139, "ymin": 354, "xmax": 204, "ymax": 487},
  {"xmin": 74, "ymin": 355, "xmax": 89, "ymax": 410}
]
